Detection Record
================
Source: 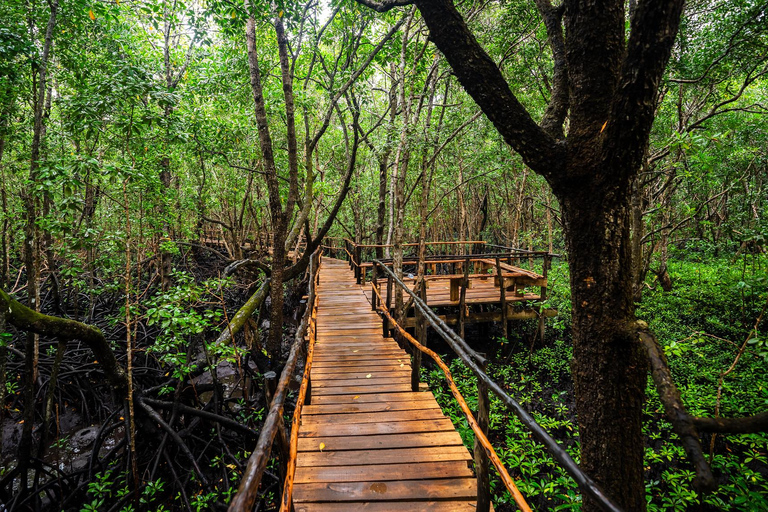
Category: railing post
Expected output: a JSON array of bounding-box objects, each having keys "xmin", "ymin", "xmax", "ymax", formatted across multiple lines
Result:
[
  {"xmin": 474, "ymin": 355, "xmax": 490, "ymax": 512},
  {"xmin": 459, "ymin": 257, "xmax": 470, "ymax": 339},
  {"xmin": 384, "ymin": 273, "xmax": 393, "ymax": 337},
  {"xmin": 264, "ymin": 371, "xmax": 290, "ymax": 483},
  {"xmin": 495, "ymin": 256, "xmax": 508, "ymax": 339},
  {"xmin": 355, "ymin": 245, "xmax": 362, "ymax": 284},
  {"xmin": 538, "ymin": 254, "xmax": 550, "ymax": 342},
  {"xmin": 371, "ymin": 264, "xmax": 378, "ymax": 312},
  {"xmin": 412, "ymin": 280, "xmax": 427, "ymax": 392}
]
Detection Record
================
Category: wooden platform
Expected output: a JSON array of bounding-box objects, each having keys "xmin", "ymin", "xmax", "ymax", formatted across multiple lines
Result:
[
  {"xmin": 363, "ymin": 277, "xmax": 540, "ymax": 307},
  {"xmin": 293, "ymin": 258, "xmax": 481, "ymax": 511}
]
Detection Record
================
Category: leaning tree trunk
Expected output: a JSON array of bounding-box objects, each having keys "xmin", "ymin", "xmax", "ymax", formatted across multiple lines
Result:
[{"xmin": 561, "ymin": 179, "xmax": 647, "ymax": 512}]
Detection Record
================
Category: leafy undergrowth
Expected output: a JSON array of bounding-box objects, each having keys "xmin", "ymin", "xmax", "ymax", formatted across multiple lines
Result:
[{"xmin": 424, "ymin": 254, "xmax": 768, "ymax": 511}]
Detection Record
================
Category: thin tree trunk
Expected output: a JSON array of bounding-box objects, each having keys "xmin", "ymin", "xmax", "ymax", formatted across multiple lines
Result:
[{"xmin": 19, "ymin": 0, "xmax": 58, "ymax": 493}]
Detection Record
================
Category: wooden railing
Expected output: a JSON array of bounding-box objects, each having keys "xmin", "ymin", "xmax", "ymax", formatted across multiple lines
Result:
[
  {"xmin": 227, "ymin": 249, "xmax": 321, "ymax": 512},
  {"xmin": 371, "ymin": 261, "xmax": 624, "ymax": 512},
  {"xmin": 279, "ymin": 253, "xmax": 320, "ymax": 511}
]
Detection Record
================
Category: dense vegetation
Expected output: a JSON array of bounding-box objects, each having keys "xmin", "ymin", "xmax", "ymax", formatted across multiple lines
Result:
[{"xmin": 0, "ymin": 0, "xmax": 766, "ymax": 509}]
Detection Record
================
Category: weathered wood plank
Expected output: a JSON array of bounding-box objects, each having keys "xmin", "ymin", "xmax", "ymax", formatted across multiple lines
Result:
[
  {"xmin": 307, "ymin": 392, "xmax": 430, "ymax": 405},
  {"xmin": 299, "ymin": 418, "xmax": 458, "ymax": 438},
  {"xmin": 294, "ymin": 500, "xmax": 479, "ymax": 511},
  {"xmin": 296, "ymin": 446, "xmax": 472, "ymax": 467},
  {"xmin": 298, "ymin": 431, "xmax": 465, "ymax": 452},
  {"xmin": 310, "ymin": 383, "xmax": 414, "ymax": 395}
]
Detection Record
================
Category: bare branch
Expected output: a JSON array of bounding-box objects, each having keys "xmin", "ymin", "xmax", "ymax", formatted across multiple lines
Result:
[{"xmin": 355, "ymin": 0, "xmax": 415, "ymax": 12}]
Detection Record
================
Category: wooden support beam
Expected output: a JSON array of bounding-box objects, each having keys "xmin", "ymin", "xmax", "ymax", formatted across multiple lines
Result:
[
  {"xmin": 459, "ymin": 260, "xmax": 470, "ymax": 339},
  {"xmin": 537, "ymin": 254, "xmax": 550, "ymax": 341},
  {"xmin": 496, "ymin": 257, "xmax": 507, "ymax": 339},
  {"xmin": 474, "ymin": 355, "xmax": 490, "ymax": 512}
]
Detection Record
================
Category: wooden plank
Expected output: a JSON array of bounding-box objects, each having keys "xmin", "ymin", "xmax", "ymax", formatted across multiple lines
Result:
[
  {"xmin": 296, "ymin": 446, "xmax": 471, "ymax": 468},
  {"xmin": 302, "ymin": 408, "xmax": 446, "ymax": 425},
  {"xmin": 294, "ymin": 500, "xmax": 479, "ymax": 511},
  {"xmin": 308, "ymin": 392, "xmax": 431, "ymax": 405},
  {"xmin": 303, "ymin": 399, "xmax": 440, "ymax": 415},
  {"xmin": 313, "ymin": 350, "xmax": 404, "ymax": 358},
  {"xmin": 294, "ymin": 461, "xmax": 473, "ymax": 484},
  {"xmin": 311, "ymin": 384, "xmax": 414, "ymax": 395},
  {"xmin": 312, "ymin": 376, "xmax": 411, "ymax": 388},
  {"xmin": 312, "ymin": 357, "xmax": 406, "ymax": 365},
  {"xmin": 293, "ymin": 478, "xmax": 478, "ymax": 502},
  {"xmin": 298, "ymin": 431, "xmax": 465, "ymax": 452},
  {"xmin": 299, "ymin": 418, "xmax": 457, "ymax": 438},
  {"xmin": 312, "ymin": 370, "xmax": 411, "ymax": 380},
  {"xmin": 312, "ymin": 360, "xmax": 409, "ymax": 369},
  {"xmin": 311, "ymin": 365, "xmax": 411, "ymax": 375}
]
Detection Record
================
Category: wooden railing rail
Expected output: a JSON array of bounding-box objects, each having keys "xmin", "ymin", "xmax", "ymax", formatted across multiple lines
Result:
[
  {"xmin": 346, "ymin": 240, "xmax": 487, "ymax": 249},
  {"xmin": 372, "ymin": 260, "xmax": 624, "ymax": 512},
  {"xmin": 228, "ymin": 249, "xmax": 322, "ymax": 512},
  {"xmin": 279, "ymin": 252, "xmax": 321, "ymax": 512},
  {"xmin": 371, "ymin": 283, "xmax": 532, "ymax": 512}
]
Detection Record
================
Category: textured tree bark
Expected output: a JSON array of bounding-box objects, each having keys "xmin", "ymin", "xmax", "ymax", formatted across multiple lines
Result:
[{"xmin": 561, "ymin": 181, "xmax": 647, "ymax": 511}]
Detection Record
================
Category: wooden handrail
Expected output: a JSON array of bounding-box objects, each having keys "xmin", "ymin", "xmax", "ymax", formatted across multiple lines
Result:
[
  {"xmin": 280, "ymin": 254, "xmax": 321, "ymax": 511},
  {"xmin": 228, "ymin": 250, "xmax": 321, "ymax": 512},
  {"xmin": 344, "ymin": 239, "xmax": 487, "ymax": 249},
  {"xmin": 371, "ymin": 284, "xmax": 532, "ymax": 512}
]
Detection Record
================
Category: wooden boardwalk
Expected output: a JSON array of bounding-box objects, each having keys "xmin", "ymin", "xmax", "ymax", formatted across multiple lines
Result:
[{"xmin": 293, "ymin": 258, "xmax": 481, "ymax": 511}]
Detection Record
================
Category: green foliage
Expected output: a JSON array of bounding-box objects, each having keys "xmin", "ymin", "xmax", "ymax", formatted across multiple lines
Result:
[{"xmin": 144, "ymin": 270, "xmax": 232, "ymax": 378}]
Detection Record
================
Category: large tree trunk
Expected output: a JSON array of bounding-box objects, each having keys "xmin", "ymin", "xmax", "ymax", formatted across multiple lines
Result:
[{"xmin": 561, "ymin": 179, "xmax": 647, "ymax": 511}]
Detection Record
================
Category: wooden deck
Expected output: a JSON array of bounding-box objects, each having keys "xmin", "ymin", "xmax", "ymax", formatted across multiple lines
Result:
[
  {"xmin": 293, "ymin": 258, "xmax": 481, "ymax": 511},
  {"xmin": 363, "ymin": 276, "xmax": 540, "ymax": 307}
]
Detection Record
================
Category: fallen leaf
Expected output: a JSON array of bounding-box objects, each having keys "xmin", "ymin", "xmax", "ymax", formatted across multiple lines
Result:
[
  {"xmin": 366, "ymin": 374, "xmax": 372, "ymax": 378},
  {"xmin": 353, "ymin": 395, "xmax": 359, "ymax": 399},
  {"xmin": 89, "ymin": 10, "xmax": 95, "ymax": 20},
  {"xmin": 600, "ymin": 121, "xmax": 608, "ymax": 133},
  {"xmin": 400, "ymin": 363, "xmax": 404, "ymax": 367},
  {"xmin": 319, "ymin": 442, "xmax": 325, "ymax": 451}
]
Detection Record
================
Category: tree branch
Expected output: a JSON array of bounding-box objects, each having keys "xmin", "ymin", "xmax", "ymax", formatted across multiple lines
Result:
[
  {"xmin": 390, "ymin": 0, "xmax": 563, "ymax": 179},
  {"xmin": 0, "ymin": 288, "xmax": 127, "ymax": 392},
  {"xmin": 637, "ymin": 321, "xmax": 715, "ymax": 493}
]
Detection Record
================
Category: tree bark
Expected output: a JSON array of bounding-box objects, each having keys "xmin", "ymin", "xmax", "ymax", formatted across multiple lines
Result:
[{"xmin": 561, "ymin": 182, "xmax": 647, "ymax": 510}]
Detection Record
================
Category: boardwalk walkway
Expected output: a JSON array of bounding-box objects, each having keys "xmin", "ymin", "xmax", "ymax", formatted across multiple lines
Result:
[{"xmin": 292, "ymin": 258, "xmax": 481, "ymax": 511}]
